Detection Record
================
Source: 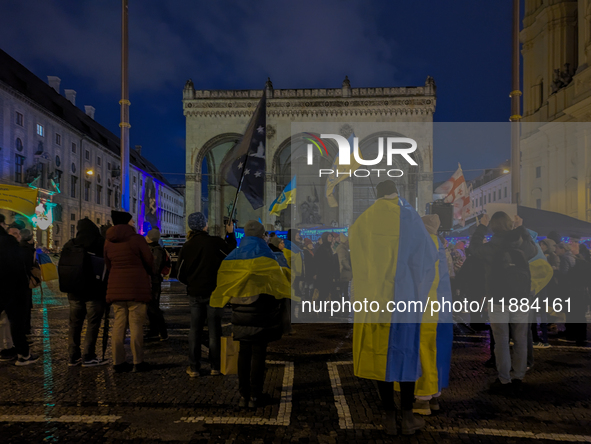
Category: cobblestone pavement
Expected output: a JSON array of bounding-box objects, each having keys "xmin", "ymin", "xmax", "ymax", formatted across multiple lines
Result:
[{"xmin": 1, "ymin": 282, "xmax": 590, "ymax": 443}]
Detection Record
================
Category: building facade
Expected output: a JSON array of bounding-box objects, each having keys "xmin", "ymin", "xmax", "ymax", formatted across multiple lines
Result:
[
  {"xmin": 0, "ymin": 49, "xmax": 184, "ymax": 248},
  {"xmin": 520, "ymin": 0, "xmax": 591, "ymax": 221},
  {"xmin": 469, "ymin": 163, "xmax": 512, "ymax": 216},
  {"xmin": 183, "ymin": 77, "xmax": 437, "ymax": 235}
]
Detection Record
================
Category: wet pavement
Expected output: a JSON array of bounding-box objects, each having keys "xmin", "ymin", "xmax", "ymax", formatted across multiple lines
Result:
[{"xmin": 1, "ymin": 281, "xmax": 590, "ymax": 443}]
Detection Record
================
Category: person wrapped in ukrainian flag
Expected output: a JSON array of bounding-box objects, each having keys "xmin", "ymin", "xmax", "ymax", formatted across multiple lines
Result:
[
  {"xmin": 210, "ymin": 220, "xmax": 291, "ymax": 409},
  {"xmin": 396, "ymin": 214, "xmax": 453, "ymax": 417},
  {"xmin": 349, "ymin": 180, "xmax": 438, "ymax": 436}
]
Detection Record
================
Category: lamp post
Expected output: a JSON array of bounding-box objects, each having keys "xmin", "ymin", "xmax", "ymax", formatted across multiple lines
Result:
[{"xmin": 79, "ymin": 168, "xmax": 93, "ymax": 221}]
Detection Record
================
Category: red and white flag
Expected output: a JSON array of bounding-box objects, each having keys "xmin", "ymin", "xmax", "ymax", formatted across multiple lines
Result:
[{"xmin": 434, "ymin": 164, "xmax": 472, "ymax": 226}]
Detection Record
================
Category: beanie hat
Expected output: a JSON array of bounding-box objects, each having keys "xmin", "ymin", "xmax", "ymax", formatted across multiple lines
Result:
[
  {"xmin": 540, "ymin": 238, "xmax": 556, "ymax": 253},
  {"xmin": 188, "ymin": 212, "xmax": 207, "ymax": 231},
  {"xmin": 269, "ymin": 236, "xmax": 283, "ymax": 248},
  {"xmin": 147, "ymin": 228, "xmax": 161, "ymax": 242},
  {"xmin": 20, "ymin": 229, "xmax": 33, "ymax": 242},
  {"xmin": 244, "ymin": 220, "xmax": 265, "ymax": 237},
  {"xmin": 421, "ymin": 214, "xmax": 440, "ymax": 235},
  {"xmin": 304, "ymin": 238, "xmax": 313, "ymax": 248},
  {"xmin": 111, "ymin": 210, "xmax": 132, "ymax": 225},
  {"xmin": 376, "ymin": 180, "xmax": 398, "ymax": 198}
]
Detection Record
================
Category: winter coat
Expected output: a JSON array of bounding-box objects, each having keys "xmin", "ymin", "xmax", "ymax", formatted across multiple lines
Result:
[
  {"xmin": 230, "ymin": 293, "xmax": 283, "ymax": 343},
  {"xmin": 469, "ymin": 224, "xmax": 537, "ymax": 299},
  {"xmin": 104, "ymin": 224, "xmax": 153, "ymax": 304},
  {"xmin": 336, "ymin": 241, "xmax": 352, "ymax": 282},
  {"xmin": 455, "ymin": 247, "xmax": 486, "ymax": 303},
  {"xmin": 148, "ymin": 241, "xmax": 166, "ymax": 284},
  {"xmin": 0, "ymin": 226, "xmax": 28, "ymax": 302},
  {"xmin": 177, "ymin": 231, "xmax": 237, "ymax": 302},
  {"xmin": 61, "ymin": 219, "xmax": 106, "ymax": 302},
  {"xmin": 314, "ymin": 233, "xmax": 339, "ymax": 294}
]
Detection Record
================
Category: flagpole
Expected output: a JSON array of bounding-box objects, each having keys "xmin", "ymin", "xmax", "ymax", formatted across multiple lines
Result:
[{"xmin": 510, "ymin": 0, "xmax": 521, "ymax": 205}]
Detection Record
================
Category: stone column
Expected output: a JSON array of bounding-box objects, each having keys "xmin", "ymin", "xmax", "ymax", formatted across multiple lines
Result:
[
  {"xmin": 210, "ymin": 184, "xmax": 221, "ymax": 236},
  {"xmin": 338, "ymin": 181, "xmax": 353, "ymax": 226},
  {"xmin": 264, "ymin": 173, "xmax": 277, "ymax": 227}
]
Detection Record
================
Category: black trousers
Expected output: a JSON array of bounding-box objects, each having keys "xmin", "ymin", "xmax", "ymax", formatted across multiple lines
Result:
[
  {"xmin": 68, "ymin": 300, "xmax": 105, "ymax": 360},
  {"xmin": 147, "ymin": 283, "xmax": 168, "ymax": 337},
  {"xmin": 0, "ymin": 298, "xmax": 29, "ymax": 356},
  {"xmin": 238, "ymin": 341, "xmax": 268, "ymax": 399},
  {"xmin": 377, "ymin": 380, "xmax": 416, "ymax": 411},
  {"xmin": 24, "ymin": 289, "xmax": 33, "ymax": 335}
]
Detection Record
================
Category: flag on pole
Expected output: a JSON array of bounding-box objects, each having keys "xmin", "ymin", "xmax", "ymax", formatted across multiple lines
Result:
[
  {"xmin": 433, "ymin": 164, "xmax": 471, "ymax": 226},
  {"xmin": 325, "ymin": 133, "xmax": 362, "ymax": 207},
  {"xmin": 220, "ymin": 95, "xmax": 267, "ymax": 209},
  {"xmin": 269, "ymin": 176, "xmax": 296, "ymax": 216}
]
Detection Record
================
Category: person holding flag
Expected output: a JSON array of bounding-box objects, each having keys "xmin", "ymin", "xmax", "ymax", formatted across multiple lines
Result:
[
  {"xmin": 433, "ymin": 163, "xmax": 471, "ymax": 226},
  {"xmin": 210, "ymin": 220, "xmax": 291, "ymax": 409}
]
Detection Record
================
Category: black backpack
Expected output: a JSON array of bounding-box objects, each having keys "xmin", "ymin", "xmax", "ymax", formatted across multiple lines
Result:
[
  {"xmin": 490, "ymin": 247, "xmax": 531, "ymax": 300},
  {"xmin": 58, "ymin": 242, "xmax": 91, "ymax": 294}
]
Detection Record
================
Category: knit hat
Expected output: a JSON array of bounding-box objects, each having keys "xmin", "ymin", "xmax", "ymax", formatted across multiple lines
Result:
[
  {"xmin": 147, "ymin": 228, "xmax": 161, "ymax": 242},
  {"xmin": 304, "ymin": 238, "xmax": 313, "ymax": 248},
  {"xmin": 269, "ymin": 236, "xmax": 283, "ymax": 248},
  {"xmin": 421, "ymin": 215, "xmax": 440, "ymax": 235},
  {"xmin": 244, "ymin": 220, "xmax": 265, "ymax": 237},
  {"xmin": 188, "ymin": 212, "xmax": 207, "ymax": 231},
  {"xmin": 111, "ymin": 210, "xmax": 132, "ymax": 225},
  {"xmin": 540, "ymin": 238, "xmax": 556, "ymax": 253},
  {"xmin": 20, "ymin": 229, "xmax": 33, "ymax": 242},
  {"xmin": 376, "ymin": 180, "xmax": 398, "ymax": 198}
]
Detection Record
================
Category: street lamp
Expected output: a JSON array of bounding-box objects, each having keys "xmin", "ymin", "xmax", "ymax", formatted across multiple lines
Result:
[
  {"xmin": 502, "ymin": 168, "xmax": 510, "ymax": 174},
  {"xmin": 79, "ymin": 169, "xmax": 94, "ymax": 221}
]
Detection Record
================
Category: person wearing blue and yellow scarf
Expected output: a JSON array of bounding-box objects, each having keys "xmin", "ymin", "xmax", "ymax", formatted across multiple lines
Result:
[
  {"xmin": 349, "ymin": 180, "xmax": 438, "ymax": 436},
  {"xmin": 210, "ymin": 220, "xmax": 291, "ymax": 409},
  {"xmin": 398, "ymin": 215, "xmax": 453, "ymax": 416}
]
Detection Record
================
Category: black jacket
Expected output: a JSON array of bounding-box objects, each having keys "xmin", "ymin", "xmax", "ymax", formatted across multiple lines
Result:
[
  {"xmin": 148, "ymin": 241, "xmax": 166, "ymax": 284},
  {"xmin": 61, "ymin": 219, "xmax": 106, "ymax": 302},
  {"xmin": 469, "ymin": 224, "xmax": 537, "ymax": 299},
  {"xmin": 177, "ymin": 231, "xmax": 237, "ymax": 301},
  {"xmin": 231, "ymin": 294, "xmax": 283, "ymax": 343},
  {"xmin": 0, "ymin": 226, "xmax": 29, "ymax": 302}
]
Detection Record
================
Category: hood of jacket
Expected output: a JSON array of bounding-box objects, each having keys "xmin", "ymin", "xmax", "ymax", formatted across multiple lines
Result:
[
  {"xmin": 490, "ymin": 227, "xmax": 524, "ymax": 248},
  {"xmin": 106, "ymin": 224, "xmax": 136, "ymax": 243},
  {"xmin": 75, "ymin": 218, "xmax": 102, "ymax": 249}
]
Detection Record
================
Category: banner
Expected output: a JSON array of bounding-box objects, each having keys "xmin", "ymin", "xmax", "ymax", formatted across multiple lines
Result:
[{"xmin": 0, "ymin": 184, "xmax": 38, "ymax": 217}]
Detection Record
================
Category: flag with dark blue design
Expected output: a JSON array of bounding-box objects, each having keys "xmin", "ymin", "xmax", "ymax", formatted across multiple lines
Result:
[{"xmin": 220, "ymin": 95, "xmax": 266, "ymax": 209}]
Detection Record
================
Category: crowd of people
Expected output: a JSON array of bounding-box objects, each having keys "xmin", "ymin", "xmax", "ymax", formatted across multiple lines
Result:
[{"xmin": 0, "ymin": 178, "xmax": 590, "ymax": 436}]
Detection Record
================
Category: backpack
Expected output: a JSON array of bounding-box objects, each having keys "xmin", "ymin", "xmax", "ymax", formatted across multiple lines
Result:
[
  {"xmin": 58, "ymin": 242, "xmax": 90, "ymax": 293},
  {"xmin": 161, "ymin": 248, "xmax": 172, "ymax": 277},
  {"xmin": 489, "ymin": 247, "xmax": 531, "ymax": 300}
]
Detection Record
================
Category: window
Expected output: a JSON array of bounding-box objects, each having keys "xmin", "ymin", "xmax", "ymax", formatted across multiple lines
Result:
[
  {"xmin": 107, "ymin": 162, "xmax": 111, "ymax": 170},
  {"xmin": 97, "ymin": 156, "xmax": 101, "ymax": 166},
  {"xmin": 54, "ymin": 169, "xmax": 62, "ymax": 187},
  {"xmin": 84, "ymin": 181, "xmax": 90, "ymax": 201},
  {"xmin": 536, "ymin": 199, "xmax": 542, "ymax": 209},
  {"xmin": 85, "ymin": 150, "xmax": 90, "ymax": 160},
  {"xmin": 115, "ymin": 189, "xmax": 119, "ymax": 209},
  {"xmin": 36, "ymin": 124, "xmax": 44, "ymax": 137},
  {"xmin": 483, "ymin": 195, "xmax": 486, "ymax": 205},
  {"xmin": 108, "ymin": 189, "xmax": 113, "ymax": 207},
  {"xmin": 70, "ymin": 213, "xmax": 76, "ymax": 221},
  {"xmin": 97, "ymin": 217, "xmax": 101, "ymax": 225},
  {"xmin": 15, "ymin": 155, "xmax": 25, "ymax": 183},
  {"xmin": 16, "ymin": 112, "xmax": 23, "ymax": 126},
  {"xmin": 493, "ymin": 191, "xmax": 496, "ymax": 202},
  {"xmin": 15, "ymin": 138, "xmax": 23, "ymax": 152},
  {"xmin": 504, "ymin": 187, "xmax": 507, "ymax": 198},
  {"xmin": 488, "ymin": 193, "xmax": 491, "ymax": 202},
  {"xmin": 133, "ymin": 176, "xmax": 137, "ymax": 183},
  {"xmin": 72, "ymin": 142, "xmax": 77, "ymax": 153},
  {"xmin": 71, "ymin": 176, "xmax": 78, "ymax": 198},
  {"xmin": 96, "ymin": 185, "xmax": 102, "ymax": 205},
  {"xmin": 536, "ymin": 166, "xmax": 541, "ymax": 178},
  {"xmin": 55, "ymin": 133, "xmax": 61, "ymax": 145},
  {"xmin": 133, "ymin": 198, "xmax": 137, "ymax": 213},
  {"xmin": 70, "ymin": 224, "xmax": 75, "ymax": 239}
]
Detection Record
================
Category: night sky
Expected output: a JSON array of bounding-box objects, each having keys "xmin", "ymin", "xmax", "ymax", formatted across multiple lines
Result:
[{"xmin": 0, "ymin": 0, "xmax": 516, "ymax": 184}]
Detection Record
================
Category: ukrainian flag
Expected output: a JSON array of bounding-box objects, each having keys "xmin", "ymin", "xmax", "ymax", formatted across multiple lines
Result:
[
  {"xmin": 269, "ymin": 176, "xmax": 296, "ymax": 216},
  {"xmin": 350, "ymin": 195, "xmax": 438, "ymax": 382},
  {"xmin": 396, "ymin": 232, "xmax": 453, "ymax": 396},
  {"xmin": 283, "ymin": 240, "xmax": 303, "ymax": 278},
  {"xmin": 37, "ymin": 250, "xmax": 58, "ymax": 281},
  {"xmin": 325, "ymin": 133, "xmax": 362, "ymax": 207},
  {"xmin": 526, "ymin": 229, "xmax": 553, "ymax": 296},
  {"xmin": 210, "ymin": 235, "xmax": 292, "ymax": 308}
]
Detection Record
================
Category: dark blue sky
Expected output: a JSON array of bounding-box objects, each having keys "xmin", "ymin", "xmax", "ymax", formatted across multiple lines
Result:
[{"xmin": 0, "ymin": 0, "xmax": 516, "ymax": 184}]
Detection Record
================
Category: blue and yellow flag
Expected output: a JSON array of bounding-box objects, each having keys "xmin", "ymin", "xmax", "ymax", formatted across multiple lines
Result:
[
  {"xmin": 283, "ymin": 239, "xmax": 303, "ymax": 278},
  {"xmin": 396, "ymin": 232, "xmax": 453, "ymax": 396},
  {"xmin": 526, "ymin": 229, "xmax": 553, "ymax": 296},
  {"xmin": 269, "ymin": 176, "xmax": 296, "ymax": 216},
  {"xmin": 37, "ymin": 250, "xmax": 58, "ymax": 281},
  {"xmin": 350, "ymin": 195, "xmax": 438, "ymax": 382},
  {"xmin": 210, "ymin": 236, "xmax": 292, "ymax": 308}
]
